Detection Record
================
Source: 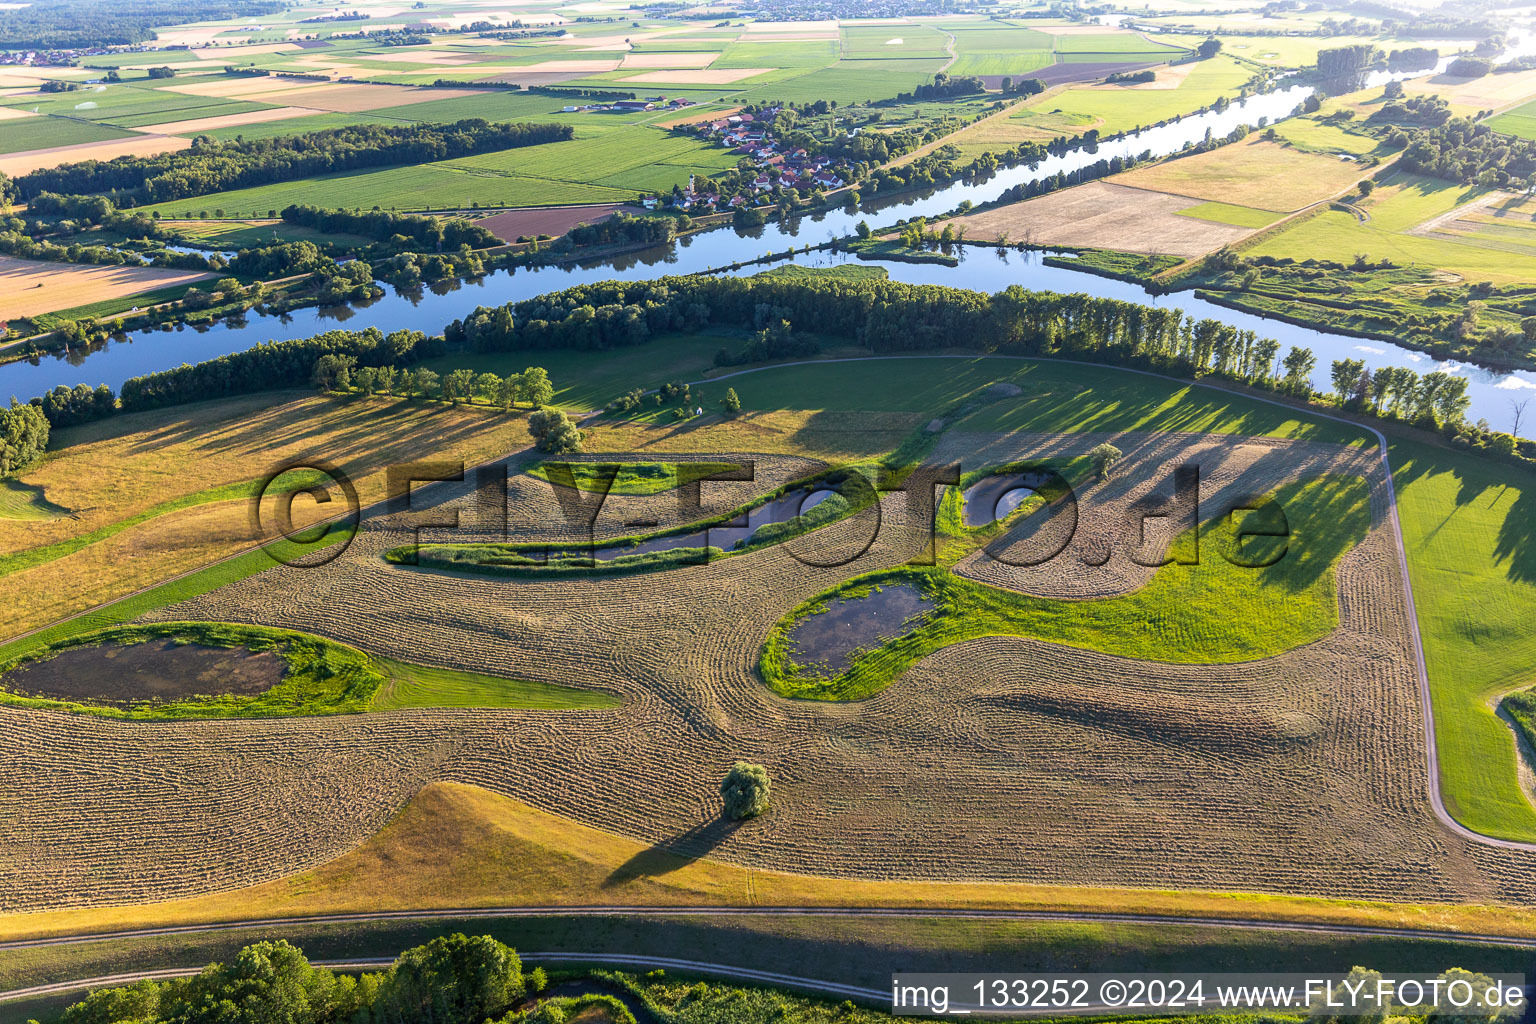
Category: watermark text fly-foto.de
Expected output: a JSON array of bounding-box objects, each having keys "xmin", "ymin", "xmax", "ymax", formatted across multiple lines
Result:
[{"xmin": 889, "ymin": 973, "xmax": 1528, "ymax": 1017}]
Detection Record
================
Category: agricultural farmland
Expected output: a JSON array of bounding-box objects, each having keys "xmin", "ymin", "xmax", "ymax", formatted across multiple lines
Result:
[
  {"xmin": 9, "ymin": 0, "xmax": 1536, "ymax": 1012},
  {"xmin": 0, "ymin": 255, "xmax": 213, "ymax": 321}
]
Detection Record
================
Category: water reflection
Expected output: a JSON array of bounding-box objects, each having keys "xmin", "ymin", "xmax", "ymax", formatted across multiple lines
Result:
[{"xmin": 3, "ymin": 53, "xmax": 1533, "ymax": 431}]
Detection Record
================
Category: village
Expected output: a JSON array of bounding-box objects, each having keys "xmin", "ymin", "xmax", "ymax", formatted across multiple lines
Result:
[{"xmin": 575, "ymin": 102, "xmax": 849, "ymax": 212}]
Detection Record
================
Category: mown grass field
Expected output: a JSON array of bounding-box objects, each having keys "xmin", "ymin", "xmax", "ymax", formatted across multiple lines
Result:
[
  {"xmin": 6, "ymin": 780, "xmax": 1536, "ymax": 959},
  {"xmin": 0, "ymin": 392, "xmax": 535, "ymax": 641},
  {"xmin": 763, "ymin": 472, "xmax": 1371, "ymax": 699},
  {"xmin": 1109, "ymin": 136, "xmax": 1371, "ymax": 212}
]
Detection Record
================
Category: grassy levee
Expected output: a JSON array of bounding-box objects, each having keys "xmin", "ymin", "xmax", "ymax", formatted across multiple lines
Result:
[
  {"xmin": 2, "ymin": 781, "xmax": 1536, "ymax": 999},
  {"xmin": 763, "ymin": 473, "xmax": 1371, "ymax": 701},
  {"xmin": 1390, "ymin": 438, "xmax": 1536, "ymax": 841}
]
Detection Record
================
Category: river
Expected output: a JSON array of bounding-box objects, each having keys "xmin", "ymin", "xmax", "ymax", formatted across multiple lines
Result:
[{"xmin": 4, "ymin": 58, "xmax": 1532, "ymax": 432}]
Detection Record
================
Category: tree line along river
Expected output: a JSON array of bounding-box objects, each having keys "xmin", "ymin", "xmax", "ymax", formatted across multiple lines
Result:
[{"xmin": 3, "ymin": 60, "xmax": 1532, "ymax": 432}]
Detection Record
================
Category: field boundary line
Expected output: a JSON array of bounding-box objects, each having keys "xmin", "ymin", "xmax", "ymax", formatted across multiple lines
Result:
[
  {"xmin": 681, "ymin": 350, "xmax": 1536, "ymax": 853},
  {"xmin": 6, "ymin": 905, "xmax": 1536, "ymax": 964}
]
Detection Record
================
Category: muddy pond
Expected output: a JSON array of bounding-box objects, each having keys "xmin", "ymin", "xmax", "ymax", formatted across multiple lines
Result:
[
  {"xmin": 1, "ymin": 640, "xmax": 285, "ymax": 706},
  {"xmin": 788, "ymin": 583, "xmax": 936, "ymax": 676}
]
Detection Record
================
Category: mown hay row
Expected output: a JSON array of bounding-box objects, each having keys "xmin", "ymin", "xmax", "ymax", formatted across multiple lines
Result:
[{"xmin": 3, "ymin": 432, "xmax": 1536, "ymax": 911}]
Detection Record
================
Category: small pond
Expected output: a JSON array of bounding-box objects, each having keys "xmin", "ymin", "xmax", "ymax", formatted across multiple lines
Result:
[
  {"xmin": 602, "ymin": 487, "xmax": 836, "ymax": 558},
  {"xmin": 788, "ymin": 583, "xmax": 935, "ymax": 676},
  {"xmin": 1, "ymin": 640, "xmax": 285, "ymax": 707},
  {"xmin": 962, "ymin": 472, "xmax": 1054, "ymax": 527}
]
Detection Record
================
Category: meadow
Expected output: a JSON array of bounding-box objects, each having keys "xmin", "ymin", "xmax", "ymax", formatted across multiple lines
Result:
[
  {"xmin": 1390, "ymin": 438, "xmax": 1536, "ymax": 841},
  {"xmin": 1109, "ymin": 135, "xmax": 1374, "ymax": 212},
  {"xmin": 135, "ymin": 123, "xmax": 740, "ymax": 215},
  {"xmin": 1247, "ymin": 171, "xmax": 1536, "ymax": 284}
]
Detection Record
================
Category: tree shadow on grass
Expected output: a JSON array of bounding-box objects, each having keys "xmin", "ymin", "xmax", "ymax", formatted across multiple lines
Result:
[{"xmin": 601, "ymin": 815, "xmax": 738, "ymax": 888}]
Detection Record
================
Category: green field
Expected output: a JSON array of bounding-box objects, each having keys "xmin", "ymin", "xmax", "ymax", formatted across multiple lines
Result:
[
  {"xmin": 134, "ymin": 124, "xmax": 738, "ymax": 214},
  {"xmin": 946, "ymin": 52, "xmax": 1056, "ymax": 76},
  {"xmin": 840, "ymin": 24, "xmax": 951, "ymax": 59},
  {"xmin": 1488, "ymin": 102, "xmax": 1536, "ymax": 141},
  {"xmin": 1247, "ymin": 171, "xmax": 1536, "ymax": 285},
  {"xmin": 1176, "ymin": 200, "xmax": 1281, "ymax": 228},
  {"xmin": 1, "ymin": 912, "xmax": 1529, "ymax": 1023},
  {"xmin": 0, "ymin": 115, "xmax": 134, "ymax": 155},
  {"xmin": 1010, "ymin": 54, "xmax": 1251, "ymax": 136},
  {"xmin": 0, "ymin": 471, "xmax": 329, "ymax": 582},
  {"xmin": 1391, "ymin": 438, "xmax": 1536, "ymax": 840},
  {"xmin": 420, "ymin": 332, "xmax": 737, "ymax": 411}
]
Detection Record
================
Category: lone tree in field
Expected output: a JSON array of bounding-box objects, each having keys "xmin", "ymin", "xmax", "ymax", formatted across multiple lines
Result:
[
  {"xmin": 1197, "ymin": 36, "xmax": 1222, "ymax": 58},
  {"xmin": 1089, "ymin": 442, "xmax": 1122, "ymax": 481},
  {"xmin": 527, "ymin": 409, "xmax": 583, "ymax": 454},
  {"xmin": 720, "ymin": 762, "xmax": 771, "ymax": 820},
  {"xmin": 721, "ymin": 387, "xmax": 741, "ymax": 415}
]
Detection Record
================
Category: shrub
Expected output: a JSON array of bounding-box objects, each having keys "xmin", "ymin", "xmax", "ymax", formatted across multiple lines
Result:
[
  {"xmin": 527, "ymin": 408, "xmax": 583, "ymax": 454},
  {"xmin": 721, "ymin": 761, "xmax": 771, "ymax": 820},
  {"xmin": 1089, "ymin": 442, "xmax": 1123, "ymax": 481}
]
